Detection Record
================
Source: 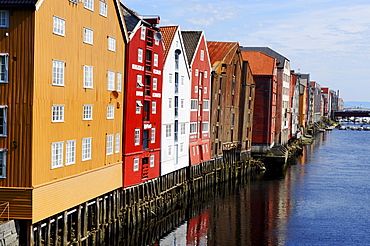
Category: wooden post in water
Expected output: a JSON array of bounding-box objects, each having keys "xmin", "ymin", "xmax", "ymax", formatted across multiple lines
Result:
[{"xmin": 62, "ymin": 210, "xmax": 68, "ymax": 246}]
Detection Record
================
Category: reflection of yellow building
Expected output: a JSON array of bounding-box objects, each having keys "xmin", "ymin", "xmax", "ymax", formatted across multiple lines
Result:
[{"xmin": 0, "ymin": 0, "xmax": 127, "ymax": 226}]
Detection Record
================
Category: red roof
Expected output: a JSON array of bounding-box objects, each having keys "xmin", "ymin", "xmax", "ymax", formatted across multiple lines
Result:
[
  {"xmin": 160, "ymin": 26, "xmax": 178, "ymax": 60},
  {"xmin": 241, "ymin": 51, "xmax": 276, "ymax": 76},
  {"xmin": 206, "ymin": 41, "xmax": 238, "ymax": 69}
]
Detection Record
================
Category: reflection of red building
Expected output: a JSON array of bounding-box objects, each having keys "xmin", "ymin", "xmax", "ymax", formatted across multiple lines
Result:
[
  {"xmin": 121, "ymin": 4, "xmax": 164, "ymax": 187},
  {"xmin": 187, "ymin": 210, "xmax": 209, "ymax": 245},
  {"xmin": 181, "ymin": 31, "xmax": 212, "ymax": 165}
]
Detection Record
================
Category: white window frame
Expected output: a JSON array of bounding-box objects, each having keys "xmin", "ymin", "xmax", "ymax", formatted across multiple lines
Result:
[
  {"xmin": 168, "ymin": 145, "xmax": 172, "ymax": 156},
  {"xmin": 0, "ymin": 149, "xmax": 6, "ymax": 178},
  {"xmin": 99, "ymin": 0, "xmax": 107, "ymax": 17},
  {"xmin": 140, "ymin": 27, "xmax": 146, "ymax": 40},
  {"xmin": 106, "ymin": 134, "xmax": 113, "ymax": 156},
  {"xmin": 83, "ymin": 65, "xmax": 93, "ymax": 89},
  {"xmin": 150, "ymin": 155, "xmax": 154, "ymax": 167},
  {"xmin": 166, "ymin": 124, "xmax": 171, "ymax": 138},
  {"xmin": 51, "ymin": 141, "xmax": 64, "ymax": 169},
  {"xmin": 83, "ymin": 27, "xmax": 94, "ymax": 45},
  {"xmin": 204, "ymin": 71, "xmax": 208, "ymax": 78},
  {"xmin": 0, "ymin": 54, "xmax": 8, "ymax": 83},
  {"xmin": 191, "ymin": 99, "xmax": 198, "ymax": 111},
  {"xmin": 168, "ymin": 98, "xmax": 172, "ymax": 109},
  {"xmin": 137, "ymin": 74, "xmax": 143, "ymax": 88},
  {"xmin": 200, "ymin": 49, "xmax": 204, "ymax": 61},
  {"xmin": 52, "ymin": 105, "xmax": 64, "ymax": 123},
  {"xmin": 108, "ymin": 36, "xmax": 116, "ymax": 52},
  {"xmin": 107, "ymin": 105, "xmax": 114, "ymax": 119},
  {"xmin": 154, "ymin": 53, "xmax": 158, "ymax": 67},
  {"xmin": 152, "ymin": 101, "xmax": 157, "ymax": 114},
  {"xmin": 181, "ymin": 99, "xmax": 184, "ymax": 109},
  {"xmin": 138, "ymin": 48, "xmax": 143, "ymax": 63},
  {"xmin": 65, "ymin": 140, "xmax": 76, "ymax": 165},
  {"xmin": 181, "ymin": 76, "xmax": 184, "ymax": 86},
  {"xmin": 83, "ymin": 105, "xmax": 93, "ymax": 120},
  {"xmin": 133, "ymin": 157, "xmax": 139, "ymax": 171},
  {"xmin": 52, "ymin": 59, "xmax": 65, "ymax": 86},
  {"xmin": 82, "ymin": 137, "xmax": 92, "ymax": 161},
  {"xmin": 136, "ymin": 100, "xmax": 142, "ymax": 114},
  {"xmin": 180, "ymin": 143, "xmax": 184, "ymax": 153},
  {"xmin": 107, "ymin": 70, "xmax": 115, "ymax": 91},
  {"xmin": 169, "ymin": 74, "xmax": 172, "ymax": 84},
  {"xmin": 202, "ymin": 122, "xmax": 209, "ymax": 132},
  {"xmin": 53, "ymin": 16, "xmax": 65, "ymax": 36},
  {"xmin": 134, "ymin": 128, "xmax": 140, "ymax": 146},
  {"xmin": 181, "ymin": 123, "xmax": 185, "ymax": 135},
  {"xmin": 195, "ymin": 69, "xmax": 199, "ymax": 76},
  {"xmin": 0, "ymin": 106, "xmax": 7, "ymax": 137},
  {"xmin": 151, "ymin": 128, "xmax": 156, "ymax": 143},
  {"xmin": 190, "ymin": 122, "xmax": 197, "ymax": 134},
  {"xmin": 84, "ymin": 0, "xmax": 94, "ymax": 11},
  {"xmin": 153, "ymin": 77, "xmax": 157, "ymax": 90},
  {"xmin": 116, "ymin": 72, "xmax": 122, "ymax": 92},
  {"xmin": 203, "ymin": 100, "xmax": 209, "ymax": 110},
  {"xmin": 115, "ymin": 133, "xmax": 120, "ymax": 153}
]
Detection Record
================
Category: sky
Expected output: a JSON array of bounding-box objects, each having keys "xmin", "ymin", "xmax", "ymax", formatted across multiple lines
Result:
[{"xmin": 122, "ymin": 0, "xmax": 370, "ymax": 103}]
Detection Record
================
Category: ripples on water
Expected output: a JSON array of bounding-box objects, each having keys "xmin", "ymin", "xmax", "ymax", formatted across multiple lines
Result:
[{"xmin": 157, "ymin": 128, "xmax": 370, "ymax": 246}]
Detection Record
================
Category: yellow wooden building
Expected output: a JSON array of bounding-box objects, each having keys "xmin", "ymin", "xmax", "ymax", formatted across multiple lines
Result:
[{"xmin": 0, "ymin": 0, "xmax": 127, "ymax": 224}]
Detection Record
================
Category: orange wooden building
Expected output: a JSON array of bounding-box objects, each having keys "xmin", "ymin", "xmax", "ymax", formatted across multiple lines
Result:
[{"xmin": 0, "ymin": 0, "xmax": 127, "ymax": 226}]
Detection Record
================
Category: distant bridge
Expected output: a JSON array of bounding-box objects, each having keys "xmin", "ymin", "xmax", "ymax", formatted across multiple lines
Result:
[{"xmin": 334, "ymin": 109, "xmax": 370, "ymax": 118}]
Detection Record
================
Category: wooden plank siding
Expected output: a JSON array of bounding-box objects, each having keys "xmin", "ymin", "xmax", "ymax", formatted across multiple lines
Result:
[{"xmin": 0, "ymin": 188, "xmax": 32, "ymax": 220}]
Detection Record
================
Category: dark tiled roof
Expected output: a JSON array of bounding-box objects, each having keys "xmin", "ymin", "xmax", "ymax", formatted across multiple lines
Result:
[
  {"xmin": 160, "ymin": 26, "xmax": 178, "ymax": 61},
  {"xmin": 207, "ymin": 41, "xmax": 238, "ymax": 70},
  {"xmin": 240, "ymin": 46, "xmax": 289, "ymax": 69},
  {"xmin": 120, "ymin": 3, "xmax": 141, "ymax": 33},
  {"xmin": 181, "ymin": 31, "xmax": 202, "ymax": 65},
  {"xmin": 0, "ymin": 0, "xmax": 37, "ymax": 7}
]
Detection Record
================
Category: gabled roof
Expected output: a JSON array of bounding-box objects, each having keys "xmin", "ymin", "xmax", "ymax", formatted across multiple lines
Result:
[
  {"xmin": 160, "ymin": 26, "xmax": 178, "ymax": 60},
  {"xmin": 241, "ymin": 51, "xmax": 276, "ymax": 76},
  {"xmin": 206, "ymin": 41, "xmax": 238, "ymax": 70},
  {"xmin": 0, "ymin": 0, "xmax": 37, "ymax": 7},
  {"xmin": 240, "ymin": 46, "xmax": 289, "ymax": 69},
  {"xmin": 181, "ymin": 31, "xmax": 202, "ymax": 65},
  {"xmin": 120, "ymin": 4, "xmax": 141, "ymax": 33}
]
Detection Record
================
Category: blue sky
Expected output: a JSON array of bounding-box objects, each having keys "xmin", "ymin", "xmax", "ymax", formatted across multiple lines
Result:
[{"xmin": 122, "ymin": 0, "xmax": 370, "ymax": 102}]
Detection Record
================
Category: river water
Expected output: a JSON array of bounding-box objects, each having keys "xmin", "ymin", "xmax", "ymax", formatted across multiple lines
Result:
[{"xmin": 155, "ymin": 127, "xmax": 370, "ymax": 246}]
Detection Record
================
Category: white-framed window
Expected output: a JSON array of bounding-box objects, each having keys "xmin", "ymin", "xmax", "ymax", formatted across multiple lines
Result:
[
  {"xmin": 191, "ymin": 99, "xmax": 198, "ymax": 110},
  {"xmin": 0, "ymin": 54, "xmax": 8, "ymax": 83},
  {"xmin": 107, "ymin": 70, "xmax": 115, "ymax": 91},
  {"xmin": 107, "ymin": 105, "xmax": 114, "ymax": 119},
  {"xmin": 83, "ymin": 27, "xmax": 94, "ymax": 45},
  {"xmin": 180, "ymin": 143, "xmax": 184, "ymax": 152},
  {"xmin": 194, "ymin": 86, "xmax": 198, "ymax": 93},
  {"xmin": 181, "ymin": 76, "xmax": 184, "ymax": 86},
  {"xmin": 65, "ymin": 140, "xmax": 76, "ymax": 165},
  {"xmin": 116, "ymin": 72, "xmax": 122, "ymax": 92},
  {"xmin": 153, "ymin": 77, "xmax": 157, "ymax": 90},
  {"xmin": 53, "ymin": 16, "xmax": 65, "ymax": 36},
  {"xmin": 204, "ymin": 71, "xmax": 208, "ymax": 78},
  {"xmin": 195, "ymin": 69, "xmax": 199, "ymax": 76},
  {"xmin": 140, "ymin": 26, "xmax": 146, "ymax": 40},
  {"xmin": 52, "ymin": 59, "xmax": 65, "ymax": 86},
  {"xmin": 134, "ymin": 129, "xmax": 140, "ymax": 146},
  {"xmin": 204, "ymin": 87, "xmax": 207, "ymax": 94},
  {"xmin": 136, "ymin": 100, "xmax": 142, "ymax": 114},
  {"xmin": 190, "ymin": 122, "xmax": 197, "ymax": 134},
  {"xmin": 51, "ymin": 141, "xmax": 63, "ymax": 169},
  {"xmin": 108, "ymin": 36, "xmax": 116, "ymax": 52},
  {"xmin": 168, "ymin": 145, "xmax": 172, "ymax": 156},
  {"xmin": 82, "ymin": 137, "xmax": 92, "ymax": 161},
  {"xmin": 0, "ymin": 106, "xmax": 7, "ymax": 137},
  {"xmin": 106, "ymin": 134, "xmax": 113, "ymax": 155},
  {"xmin": 169, "ymin": 74, "xmax": 172, "ymax": 84},
  {"xmin": 154, "ymin": 53, "xmax": 158, "ymax": 67},
  {"xmin": 83, "ymin": 65, "xmax": 93, "ymax": 89},
  {"xmin": 168, "ymin": 98, "xmax": 172, "ymax": 109},
  {"xmin": 202, "ymin": 122, "xmax": 209, "ymax": 132},
  {"xmin": 83, "ymin": 105, "xmax": 93, "ymax": 120},
  {"xmin": 181, "ymin": 123, "xmax": 185, "ymax": 135},
  {"xmin": 52, "ymin": 105, "xmax": 64, "ymax": 123},
  {"xmin": 203, "ymin": 100, "xmax": 209, "ymax": 110},
  {"xmin": 133, "ymin": 157, "xmax": 139, "ymax": 171},
  {"xmin": 137, "ymin": 74, "xmax": 143, "ymax": 88},
  {"xmin": 0, "ymin": 149, "xmax": 6, "ymax": 178},
  {"xmin": 115, "ymin": 133, "xmax": 120, "ymax": 153},
  {"xmin": 166, "ymin": 124, "xmax": 171, "ymax": 137},
  {"xmin": 84, "ymin": 0, "xmax": 94, "ymax": 11},
  {"xmin": 150, "ymin": 155, "xmax": 154, "ymax": 167},
  {"xmin": 138, "ymin": 48, "xmax": 143, "ymax": 63},
  {"xmin": 0, "ymin": 11, "xmax": 8, "ymax": 28},
  {"xmin": 200, "ymin": 49, "xmax": 204, "ymax": 61},
  {"xmin": 99, "ymin": 0, "xmax": 107, "ymax": 17},
  {"xmin": 181, "ymin": 99, "xmax": 184, "ymax": 109},
  {"xmin": 152, "ymin": 101, "xmax": 157, "ymax": 114},
  {"xmin": 151, "ymin": 128, "xmax": 155, "ymax": 143}
]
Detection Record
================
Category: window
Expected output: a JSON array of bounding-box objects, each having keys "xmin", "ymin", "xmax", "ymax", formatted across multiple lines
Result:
[
  {"xmin": 106, "ymin": 134, "xmax": 113, "ymax": 155},
  {"xmin": 195, "ymin": 69, "xmax": 199, "ymax": 76},
  {"xmin": 203, "ymin": 100, "xmax": 209, "ymax": 110},
  {"xmin": 52, "ymin": 60, "xmax": 65, "ymax": 86},
  {"xmin": 107, "ymin": 105, "xmax": 114, "ymax": 119},
  {"xmin": 83, "ymin": 65, "xmax": 93, "ymax": 88},
  {"xmin": 66, "ymin": 140, "xmax": 76, "ymax": 165},
  {"xmin": 190, "ymin": 123, "xmax": 197, "ymax": 134},
  {"xmin": 0, "ymin": 149, "xmax": 6, "ymax": 178},
  {"xmin": 154, "ymin": 53, "xmax": 158, "ymax": 67},
  {"xmin": 117, "ymin": 72, "xmax": 122, "ymax": 92},
  {"xmin": 168, "ymin": 145, "xmax": 172, "ymax": 156},
  {"xmin": 53, "ymin": 16, "xmax": 65, "ymax": 36},
  {"xmin": 202, "ymin": 122, "xmax": 209, "ymax": 132},
  {"xmin": 181, "ymin": 76, "xmax": 184, "ymax": 86},
  {"xmin": 169, "ymin": 74, "xmax": 172, "ymax": 84},
  {"xmin": 84, "ymin": 0, "xmax": 94, "ymax": 11},
  {"xmin": 115, "ymin": 133, "xmax": 120, "ymax": 153},
  {"xmin": 204, "ymin": 87, "xmax": 207, "ymax": 94},
  {"xmin": 166, "ymin": 125, "xmax": 171, "ymax": 137},
  {"xmin": 150, "ymin": 155, "xmax": 154, "ymax": 167},
  {"xmin": 152, "ymin": 101, "xmax": 156, "ymax": 114},
  {"xmin": 200, "ymin": 49, "xmax": 204, "ymax": 61},
  {"xmin": 82, "ymin": 137, "xmax": 92, "ymax": 161},
  {"xmin": 0, "ymin": 106, "xmax": 6, "ymax": 136},
  {"xmin": 134, "ymin": 129, "xmax": 140, "ymax": 146},
  {"xmin": 204, "ymin": 71, "xmax": 208, "ymax": 78},
  {"xmin": 153, "ymin": 78, "xmax": 157, "ymax": 90},
  {"xmin": 181, "ymin": 123, "xmax": 185, "ymax": 135},
  {"xmin": 83, "ymin": 27, "xmax": 94, "ymax": 45},
  {"xmin": 151, "ymin": 128, "xmax": 155, "ymax": 143},
  {"xmin": 52, "ymin": 105, "xmax": 64, "ymax": 123},
  {"xmin": 83, "ymin": 105, "xmax": 93, "ymax": 120},
  {"xmin": 194, "ymin": 86, "xmax": 198, "ymax": 93},
  {"xmin": 51, "ymin": 142, "xmax": 63, "ymax": 169},
  {"xmin": 136, "ymin": 100, "xmax": 142, "ymax": 114},
  {"xmin": 107, "ymin": 70, "xmax": 115, "ymax": 91},
  {"xmin": 138, "ymin": 48, "xmax": 143, "ymax": 63},
  {"xmin": 168, "ymin": 98, "xmax": 172, "ymax": 109},
  {"xmin": 181, "ymin": 99, "xmax": 184, "ymax": 109},
  {"xmin": 100, "ymin": 0, "xmax": 107, "ymax": 17},
  {"xmin": 133, "ymin": 157, "xmax": 139, "ymax": 171},
  {"xmin": 191, "ymin": 99, "xmax": 198, "ymax": 110},
  {"xmin": 0, "ymin": 54, "xmax": 8, "ymax": 83},
  {"xmin": 140, "ymin": 27, "xmax": 146, "ymax": 40},
  {"xmin": 108, "ymin": 36, "xmax": 116, "ymax": 52},
  {"xmin": 137, "ymin": 74, "xmax": 143, "ymax": 88},
  {"xmin": 180, "ymin": 143, "xmax": 184, "ymax": 152}
]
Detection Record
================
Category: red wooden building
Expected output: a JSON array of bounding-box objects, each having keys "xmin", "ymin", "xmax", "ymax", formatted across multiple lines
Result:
[
  {"xmin": 121, "ymin": 4, "xmax": 164, "ymax": 187},
  {"xmin": 181, "ymin": 31, "xmax": 212, "ymax": 165}
]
